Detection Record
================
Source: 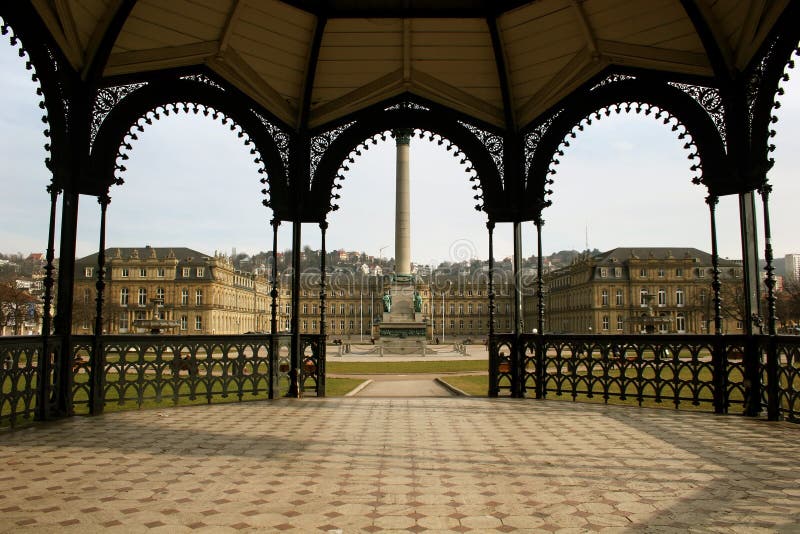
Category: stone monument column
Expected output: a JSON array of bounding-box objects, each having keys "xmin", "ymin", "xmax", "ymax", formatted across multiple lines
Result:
[{"xmin": 394, "ymin": 129, "xmax": 412, "ymax": 276}]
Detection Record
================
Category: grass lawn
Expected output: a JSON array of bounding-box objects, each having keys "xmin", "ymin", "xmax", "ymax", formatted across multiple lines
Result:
[
  {"xmin": 326, "ymin": 377, "xmax": 366, "ymax": 396},
  {"xmin": 326, "ymin": 360, "xmax": 487, "ymax": 374}
]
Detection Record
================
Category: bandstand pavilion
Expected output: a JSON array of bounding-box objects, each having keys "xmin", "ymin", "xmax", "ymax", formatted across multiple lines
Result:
[
  {"xmin": 1, "ymin": 0, "xmax": 798, "ymax": 419},
  {"xmin": 1, "ymin": 2, "xmax": 800, "ymax": 532}
]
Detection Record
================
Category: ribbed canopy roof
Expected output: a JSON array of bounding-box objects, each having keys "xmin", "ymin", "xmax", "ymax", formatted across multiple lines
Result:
[{"xmin": 32, "ymin": 0, "xmax": 789, "ymax": 130}]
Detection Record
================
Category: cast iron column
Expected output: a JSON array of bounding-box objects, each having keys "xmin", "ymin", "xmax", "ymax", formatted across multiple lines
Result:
[
  {"xmin": 89, "ymin": 192, "xmax": 110, "ymax": 415},
  {"xmin": 394, "ymin": 128, "xmax": 412, "ymax": 276},
  {"xmin": 739, "ymin": 191, "xmax": 762, "ymax": 417},
  {"xmin": 535, "ymin": 217, "xmax": 545, "ymax": 399},
  {"xmin": 759, "ymin": 183, "xmax": 779, "ymax": 420},
  {"xmin": 487, "ymin": 221, "xmax": 497, "ymax": 397},
  {"xmin": 36, "ymin": 184, "xmax": 60, "ymax": 421},
  {"xmin": 289, "ymin": 220, "xmax": 302, "ymax": 397},
  {"xmin": 318, "ymin": 221, "xmax": 327, "ymax": 396},
  {"xmin": 708, "ymin": 194, "xmax": 726, "ymax": 414},
  {"xmin": 268, "ymin": 218, "xmax": 280, "ymax": 399},
  {"xmin": 53, "ymin": 189, "xmax": 80, "ymax": 417},
  {"xmin": 512, "ymin": 221, "xmax": 523, "ymax": 397}
]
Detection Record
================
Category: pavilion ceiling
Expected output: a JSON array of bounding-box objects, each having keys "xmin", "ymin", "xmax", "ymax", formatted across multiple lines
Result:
[{"xmin": 29, "ymin": 0, "xmax": 790, "ymax": 131}]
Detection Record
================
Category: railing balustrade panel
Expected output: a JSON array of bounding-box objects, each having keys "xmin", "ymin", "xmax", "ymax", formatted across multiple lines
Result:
[
  {"xmin": 772, "ymin": 337, "xmax": 800, "ymax": 422},
  {"xmin": 0, "ymin": 337, "xmax": 53, "ymax": 427}
]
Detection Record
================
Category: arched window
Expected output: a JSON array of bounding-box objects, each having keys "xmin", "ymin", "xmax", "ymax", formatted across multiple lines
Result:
[
  {"xmin": 676, "ymin": 288, "xmax": 684, "ymax": 306},
  {"xmin": 657, "ymin": 289, "xmax": 666, "ymax": 306},
  {"xmin": 639, "ymin": 288, "xmax": 648, "ymax": 306}
]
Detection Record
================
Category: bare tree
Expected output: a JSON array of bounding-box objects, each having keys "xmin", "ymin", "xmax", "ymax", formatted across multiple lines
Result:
[{"xmin": 0, "ymin": 278, "xmax": 38, "ymax": 335}]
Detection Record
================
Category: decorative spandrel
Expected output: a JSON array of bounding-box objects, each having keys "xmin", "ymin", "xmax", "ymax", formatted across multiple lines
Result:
[
  {"xmin": 385, "ymin": 101, "xmax": 430, "ymax": 112},
  {"xmin": 457, "ymin": 120, "xmax": 504, "ymax": 188},
  {"xmin": 255, "ymin": 111, "xmax": 291, "ymax": 174},
  {"xmin": 91, "ymin": 82, "xmax": 146, "ymax": 148},
  {"xmin": 669, "ymin": 82, "xmax": 726, "ymax": 144},
  {"xmin": 590, "ymin": 73, "xmax": 636, "ymax": 92},
  {"xmin": 524, "ymin": 111, "xmax": 561, "ymax": 179},
  {"xmin": 310, "ymin": 121, "xmax": 356, "ymax": 181}
]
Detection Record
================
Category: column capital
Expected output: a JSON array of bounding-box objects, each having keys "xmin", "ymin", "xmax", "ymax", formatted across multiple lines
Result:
[{"xmin": 393, "ymin": 128, "xmax": 413, "ymax": 145}]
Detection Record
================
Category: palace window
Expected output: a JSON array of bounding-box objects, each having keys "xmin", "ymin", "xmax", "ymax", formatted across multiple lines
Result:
[
  {"xmin": 180, "ymin": 316, "xmax": 187, "ymax": 330},
  {"xmin": 450, "ymin": 320, "xmax": 455, "ymax": 330},
  {"xmin": 312, "ymin": 320, "xmax": 317, "ymax": 330},
  {"xmin": 602, "ymin": 316, "xmax": 609, "ymax": 331},
  {"xmin": 676, "ymin": 313, "xmax": 686, "ymax": 333},
  {"xmin": 312, "ymin": 305, "xmax": 317, "ymax": 314},
  {"xmin": 157, "ymin": 267, "xmax": 165, "ymax": 277},
  {"xmin": 658, "ymin": 289, "xmax": 666, "ymax": 306},
  {"xmin": 614, "ymin": 267, "xmax": 622, "ymax": 278},
  {"xmin": 459, "ymin": 320, "xmax": 464, "ymax": 329},
  {"xmin": 640, "ymin": 288, "xmax": 648, "ymax": 306},
  {"xmin": 639, "ymin": 268, "xmax": 647, "ymax": 278},
  {"xmin": 330, "ymin": 305, "xmax": 335, "ymax": 315},
  {"xmin": 84, "ymin": 267, "xmax": 93, "ymax": 278},
  {"xmin": 340, "ymin": 320, "xmax": 345, "ymax": 331},
  {"xmin": 196, "ymin": 267, "xmax": 204, "ymax": 277},
  {"xmin": 676, "ymin": 268, "xmax": 683, "ymax": 277},
  {"xmin": 195, "ymin": 289, "xmax": 203, "ymax": 305},
  {"xmin": 676, "ymin": 288, "xmax": 684, "ymax": 306},
  {"xmin": 120, "ymin": 288, "xmax": 129, "ymax": 306},
  {"xmin": 600, "ymin": 267, "xmax": 608, "ymax": 278},
  {"xmin": 697, "ymin": 268, "xmax": 706, "ymax": 278},
  {"xmin": 138, "ymin": 288, "xmax": 147, "ymax": 306},
  {"xmin": 140, "ymin": 268, "xmax": 147, "ymax": 277},
  {"xmin": 349, "ymin": 320, "xmax": 355, "ymax": 330},
  {"xmin": 83, "ymin": 288, "xmax": 91, "ymax": 304},
  {"xmin": 121, "ymin": 268, "xmax": 129, "ymax": 278},
  {"xmin": 478, "ymin": 303, "xmax": 483, "ymax": 314},
  {"xmin": 182, "ymin": 267, "xmax": 190, "ymax": 277},
  {"xmin": 458, "ymin": 304, "xmax": 464, "ymax": 316},
  {"xmin": 303, "ymin": 304, "xmax": 308, "ymax": 314},
  {"xmin": 617, "ymin": 315, "xmax": 623, "ymax": 331},
  {"xmin": 181, "ymin": 288, "xmax": 188, "ymax": 305},
  {"xmin": 195, "ymin": 316, "xmax": 202, "ymax": 330},
  {"xmin": 119, "ymin": 313, "xmax": 129, "ymax": 331},
  {"xmin": 449, "ymin": 304, "xmax": 455, "ymax": 315},
  {"xmin": 601, "ymin": 290, "xmax": 608, "ymax": 306},
  {"xmin": 658, "ymin": 268, "xmax": 665, "ymax": 278},
  {"xmin": 616, "ymin": 289, "xmax": 623, "ymax": 306},
  {"xmin": 349, "ymin": 304, "xmax": 355, "ymax": 314},
  {"xmin": 468, "ymin": 303, "xmax": 473, "ymax": 314},
  {"xmin": 302, "ymin": 320, "xmax": 307, "ymax": 332},
  {"xmin": 156, "ymin": 287, "xmax": 165, "ymax": 301}
]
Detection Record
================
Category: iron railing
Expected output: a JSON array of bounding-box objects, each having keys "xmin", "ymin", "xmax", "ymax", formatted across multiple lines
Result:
[
  {"xmin": 1, "ymin": 333, "xmax": 326, "ymax": 425},
  {"xmin": 0, "ymin": 336, "xmax": 58, "ymax": 427},
  {"xmin": 489, "ymin": 333, "xmax": 800, "ymax": 422}
]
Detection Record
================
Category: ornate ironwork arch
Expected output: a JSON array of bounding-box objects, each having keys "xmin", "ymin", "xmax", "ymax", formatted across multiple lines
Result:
[
  {"xmin": 525, "ymin": 77, "xmax": 730, "ymax": 219},
  {"xmin": 88, "ymin": 77, "xmax": 291, "ymax": 216},
  {"xmin": 746, "ymin": 9, "xmax": 800, "ymax": 189},
  {"xmin": 308, "ymin": 107, "xmax": 505, "ymax": 221},
  {"xmin": 0, "ymin": 11, "xmax": 71, "ymax": 191}
]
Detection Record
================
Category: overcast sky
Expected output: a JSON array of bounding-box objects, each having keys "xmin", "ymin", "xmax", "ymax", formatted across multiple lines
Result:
[{"xmin": 1, "ymin": 40, "xmax": 798, "ymax": 266}]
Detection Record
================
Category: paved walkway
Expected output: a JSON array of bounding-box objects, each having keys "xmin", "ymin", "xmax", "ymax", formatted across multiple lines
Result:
[
  {"xmin": 1, "ymin": 398, "xmax": 798, "ymax": 533},
  {"xmin": 351, "ymin": 375, "xmax": 454, "ymax": 397}
]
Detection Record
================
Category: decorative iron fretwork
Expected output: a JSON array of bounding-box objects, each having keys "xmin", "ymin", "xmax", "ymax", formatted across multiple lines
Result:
[
  {"xmin": 310, "ymin": 121, "xmax": 356, "ymax": 181},
  {"xmin": 590, "ymin": 73, "xmax": 636, "ymax": 91},
  {"xmin": 458, "ymin": 120, "xmax": 504, "ymax": 188},
  {"xmin": 385, "ymin": 101, "xmax": 430, "ymax": 112},
  {"xmin": 669, "ymin": 82, "xmax": 726, "ymax": 144},
  {"xmin": 758, "ymin": 43, "xmax": 800, "ymax": 168},
  {"xmin": 255, "ymin": 111, "xmax": 291, "ymax": 175},
  {"xmin": 68, "ymin": 334, "xmax": 296, "ymax": 412},
  {"xmin": 181, "ymin": 73, "xmax": 224, "ymax": 91},
  {"xmin": 524, "ymin": 111, "xmax": 561, "ymax": 178},
  {"xmin": 90, "ymin": 82, "xmax": 146, "ymax": 147},
  {"xmin": 299, "ymin": 334, "xmax": 325, "ymax": 396}
]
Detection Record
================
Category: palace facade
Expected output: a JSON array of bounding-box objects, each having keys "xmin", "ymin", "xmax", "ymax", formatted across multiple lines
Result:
[
  {"xmin": 72, "ymin": 247, "xmax": 521, "ymax": 339},
  {"xmin": 544, "ymin": 248, "xmax": 743, "ymax": 335}
]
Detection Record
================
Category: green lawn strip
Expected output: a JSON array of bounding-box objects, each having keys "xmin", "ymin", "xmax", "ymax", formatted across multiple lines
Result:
[
  {"xmin": 438, "ymin": 375, "xmax": 486, "ymax": 396},
  {"xmin": 326, "ymin": 377, "xmax": 367, "ymax": 396},
  {"xmin": 326, "ymin": 360, "xmax": 486, "ymax": 374}
]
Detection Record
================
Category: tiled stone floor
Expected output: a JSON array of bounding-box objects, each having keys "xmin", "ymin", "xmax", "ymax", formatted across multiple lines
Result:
[{"xmin": 1, "ymin": 398, "xmax": 798, "ymax": 533}]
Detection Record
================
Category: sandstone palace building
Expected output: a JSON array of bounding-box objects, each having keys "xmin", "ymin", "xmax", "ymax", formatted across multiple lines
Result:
[
  {"xmin": 73, "ymin": 246, "xmax": 743, "ymax": 337},
  {"xmin": 544, "ymin": 247, "xmax": 744, "ymax": 335}
]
